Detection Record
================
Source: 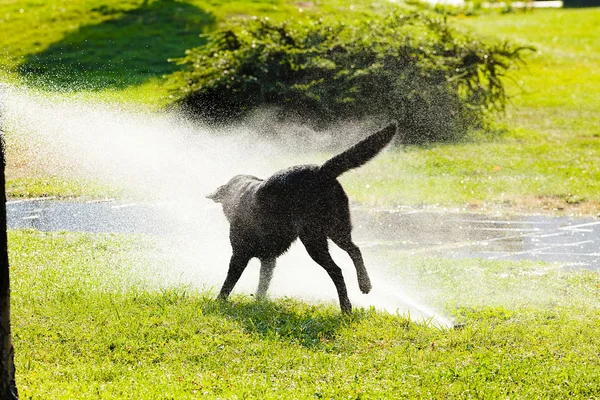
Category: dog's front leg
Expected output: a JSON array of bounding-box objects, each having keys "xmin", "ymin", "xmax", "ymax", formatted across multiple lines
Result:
[
  {"xmin": 256, "ymin": 258, "xmax": 276, "ymax": 299},
  {"xmin": 218, "ymin": 253, "xmax": 251, "ymax": 300}
]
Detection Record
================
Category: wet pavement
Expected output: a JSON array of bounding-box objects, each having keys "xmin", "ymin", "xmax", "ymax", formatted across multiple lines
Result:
[
  {"xmin": 352, "ymin": 210, "xmax": 600, "ymax": 269},
  {"xmin": 7, "ymin": 198, "xmax": 176, "ymax": 235},
  {"xmin": 7, "ymin": 198, "xmax": 600, "ymax": 270}
]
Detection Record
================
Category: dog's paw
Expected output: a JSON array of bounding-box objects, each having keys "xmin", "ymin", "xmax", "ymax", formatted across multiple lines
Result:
[{"xmin": 359, "ymin": 278, "xmax": 372, "ymax": 294}]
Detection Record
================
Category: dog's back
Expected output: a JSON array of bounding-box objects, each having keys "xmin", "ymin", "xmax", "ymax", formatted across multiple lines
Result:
[
  {"xmin": 225, "ymin": 165, "xmax": 345, "ymax": 259},
  {"xmin": 258, "ymin": 165, "xmax": 337, "ymax": 218},
  {"xmin": 256, "ymin": 122, "xmax": 397, "ymax": 229}
]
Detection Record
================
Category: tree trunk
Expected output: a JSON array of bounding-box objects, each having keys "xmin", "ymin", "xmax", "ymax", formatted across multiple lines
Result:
[{"xmin": 0, "ymin": 110, "xmax": 18, "ymax": 398}]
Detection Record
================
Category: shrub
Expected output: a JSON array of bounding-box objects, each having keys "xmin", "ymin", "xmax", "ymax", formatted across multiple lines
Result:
[{"xmin": 169, "ymin": 10, "xmax": 530, "ymax": 143}]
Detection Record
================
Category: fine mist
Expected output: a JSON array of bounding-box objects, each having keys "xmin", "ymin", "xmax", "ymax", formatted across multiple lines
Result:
[{"xmin": 1, "ymin": 85, "xmax": 453, "ymax": 327}]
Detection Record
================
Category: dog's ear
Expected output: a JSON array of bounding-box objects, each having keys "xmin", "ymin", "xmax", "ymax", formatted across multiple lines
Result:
[{"xmin": 206, "ymin": 185, "xmax": 226, "ymax": 203}]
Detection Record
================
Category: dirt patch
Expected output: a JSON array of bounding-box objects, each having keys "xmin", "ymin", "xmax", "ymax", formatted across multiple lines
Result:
[{"xmin": 448, "ymin": 196, "xmax": 600, "ymax": 218}]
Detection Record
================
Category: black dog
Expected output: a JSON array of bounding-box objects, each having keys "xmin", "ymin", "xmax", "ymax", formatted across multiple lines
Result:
[{"xmin": 207, "ymin": 123, "xmax": 397, "ymax": 313}]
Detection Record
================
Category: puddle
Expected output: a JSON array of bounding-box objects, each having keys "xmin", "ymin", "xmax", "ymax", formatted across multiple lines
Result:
[
  {"xmin": 352, "ymin": 209, "xmax": 600, "ymax": 269},
  {"xmin": 7, "ymin": 198, "xmax": 189, "ymax": 235},
  {"xmin": 7, "ymin": 199, "xmax": 600, "ymax": 270}
]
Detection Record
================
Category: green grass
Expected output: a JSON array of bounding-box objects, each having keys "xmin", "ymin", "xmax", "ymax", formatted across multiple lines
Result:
[
  {"xmin": 0, "ymin": 0, "xmax": 378, "ymax": 104},
  {"xmin": 5, "ymin": 176, "xmax": 125, "ymax": 199},
  {"xmin": 341, "ymin": 134, "xmax": 599, "ymax": 213},
  {"xmin": 10, "ymin": 230, "xmax": 600, "ymax": 398},
  {"xmin": 15, "ymin": 2, "xmax": 214, "ymax": 90},
  {"xmin": 4, "ymin": 4, "xmax": 600, "ymax": 397},
  {"xmin": 335, "ymin": 8, "xmax": 600, "ymax": 214},
  {"xmin": 0, "ymin": 0, "xmax": 302, "ymax": 105},
  {"xmin": 2, "ymin": 2, "xmax": 599, "ymax": 214}
]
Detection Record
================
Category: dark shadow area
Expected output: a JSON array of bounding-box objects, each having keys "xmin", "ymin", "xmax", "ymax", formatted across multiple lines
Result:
[
  {"xmin": 201, "ymin": 297, "xmax": 368, "ymax": 348},
  {"xmin": 562, "ymin": 0, "xmax": 600, "ymax": 6},
  {"xmin": 18, "ymin": 0, "xmax": 215, "ymax": 90}
]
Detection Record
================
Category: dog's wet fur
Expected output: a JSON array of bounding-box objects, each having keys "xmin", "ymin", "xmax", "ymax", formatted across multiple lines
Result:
[{"xmin": 207, "ymin": 123, "xmax": 397, "ymax": 313}]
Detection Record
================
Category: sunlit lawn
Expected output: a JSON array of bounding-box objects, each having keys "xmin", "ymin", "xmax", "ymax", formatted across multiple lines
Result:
[
  {"xmin": 1, "ymin": 3, "xmax": 598, "ymax": 214},
  {"xmin": 4, "ymin": 4, "xmax": 600, "ymax": 397},
  {"xmin": 11, "ymin": 230, "xmax": 600, "ymax": 398},
  {"xmin": 339, "ymin": 8, "xmax": 600, "ymax": 214}
]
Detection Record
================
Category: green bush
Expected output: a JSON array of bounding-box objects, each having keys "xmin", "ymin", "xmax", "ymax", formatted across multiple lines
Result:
[{"xmin": 169, "ymin": 10, "xmax": 530, "ymax": 143}]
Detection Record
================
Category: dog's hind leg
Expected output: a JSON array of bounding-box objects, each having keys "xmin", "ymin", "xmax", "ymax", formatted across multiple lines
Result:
[
  {"xmin": 218, "ymin": 253, "xmax": 252, "ymax": 300},
  {"xmin": 323, "ymin": 186, "xmax": 372, "ymax": 294},
  {"xmin": 256, "ymin": 258, "xmax": 276, "ymax": 299},
  {"xmin": 330, "ymin": 235, "xmax": 372, "ymax": 294},
  {"xmin": 300, "ymin": 233, "xmax": 352, "ymax": 313}
]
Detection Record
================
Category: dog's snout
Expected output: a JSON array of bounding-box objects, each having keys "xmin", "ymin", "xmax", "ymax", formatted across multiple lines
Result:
[
  {"xmin": 206, "ymin": 191, "xmax": 219, "ymax": 201},
  {"xmin": 206, "ymin": 185, "xmax": 226, "ymax": 202}
]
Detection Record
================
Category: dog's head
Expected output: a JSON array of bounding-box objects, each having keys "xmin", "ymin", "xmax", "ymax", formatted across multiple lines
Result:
[
  {"xmin": 206, "ymin": 175, "xmax": 262, "ymax": 204},
  {"xmin": 207, "ymin": 175, "xmax": 262, "ymax": 223}
]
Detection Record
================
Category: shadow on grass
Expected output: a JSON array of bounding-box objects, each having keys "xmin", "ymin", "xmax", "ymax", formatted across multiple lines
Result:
[
  {"xmin": 18, "ymin": 0, "xmax": 215, "ymax": 90},
  {"xmin": 202, "ymin": 297, "xmax": 370, "ymax": 348}
]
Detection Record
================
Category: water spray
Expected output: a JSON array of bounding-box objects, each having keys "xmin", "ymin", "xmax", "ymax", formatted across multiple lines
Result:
[{"xmin": 2, "ymin": 84, "xmax": 454, "ymax": 327}]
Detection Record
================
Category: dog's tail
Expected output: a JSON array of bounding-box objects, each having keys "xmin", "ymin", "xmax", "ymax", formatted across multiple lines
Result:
[{"xmin": 320, "ymin": 123, "xmax": 397, "ymax": 179}]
